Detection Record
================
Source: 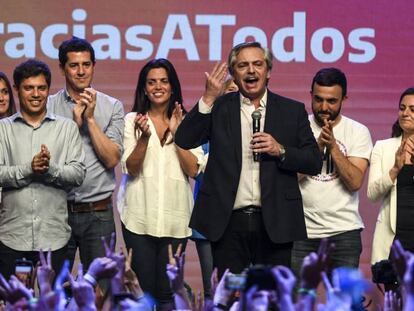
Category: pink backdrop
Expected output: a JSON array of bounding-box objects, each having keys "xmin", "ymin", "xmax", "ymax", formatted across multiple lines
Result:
[{"xmin": 1, "ymin": 0, "xmax": 412, "ymax": 304}]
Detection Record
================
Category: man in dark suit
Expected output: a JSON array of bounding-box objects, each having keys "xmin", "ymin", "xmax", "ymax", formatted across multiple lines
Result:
[{"xmin": 175, "ymin": 42, "xmax": 322, "ymax": 276}]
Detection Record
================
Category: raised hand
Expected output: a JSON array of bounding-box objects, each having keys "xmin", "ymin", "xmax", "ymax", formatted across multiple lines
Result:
[
  {"xmin": 272, "ymin": 266, "xmax": 296, "ymax": 311},
  {"xmin": 390, "ymin": 239, "xmax": 412, "ymax": 282},
  {"xmin": 403, "ymin": 255, "xmax": 414, "ymax": 311},
  {"xmin": 300, "ymin": 238, "xmax": 334, "ymax": 290},
  {"xmin": 86, "ymin": 257, "xmax": 118, "ymax": 282},
  {"xmin": 102, "ymin": 232, "xmax": 116, "ymax": 258},
  {"xmin": 272, "ymin": 265, "xmax": 296, "ymax": 298},
  {"xmin": 210, "ymin": 268, "xmax": 219, "ymax": 298},
  {"xmin": 101, "ymin": 233, "xmax": 129, "ymax": 295},
  {"xmin": 0, "ymin": 274, "xmax": 33, "ymax": 304},
  {"xmin": 123, "ymin": 248, "xmax": 144, "ymax": 299},
  {"xmin": 384, "ymin": 291, "xmax": 401, "ymax": 311},
  {"xmin": 166, "ymin": 243, "xmax": 185, "ymax": 293},
  {"xmin": 53, "ymin": 260, "xmax": 70, "ymax": 310},
  {"xmin": 37, "ymin": 249, "xmax": 55, "ymax": 295},
  {"xmin": 69, "ymin": 263, "xmax": 96, "ymax": 310},
  {"xmin": 212, "ymin": 269, "xmax": 235, "ymax": 308},
  {"xmin": 191, "ymin": 290, "xmax": 205, "ymax": 311},
  {"xmin": 100, "ymin": 233, "xmax": 123, "ymax": 276},
  {"xmin": 202, "ymin": 62, "xmax": 228, "ymax": 107},
  {"xmin": 404, "ymin": 255, "xmax": 414, "ymax": 295},
  {"xmin": 166, "ymin": 244, "xmax": 192, "ymax": 310}
]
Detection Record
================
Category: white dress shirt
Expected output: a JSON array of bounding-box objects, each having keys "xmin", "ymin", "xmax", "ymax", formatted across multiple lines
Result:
[
  {"xmin": 119, "ymin": 112, "xmax": 204, "ymax": 238},
  {"xmin": 198, "ymin": 90, "xmax": 268, "ymax": 209}
]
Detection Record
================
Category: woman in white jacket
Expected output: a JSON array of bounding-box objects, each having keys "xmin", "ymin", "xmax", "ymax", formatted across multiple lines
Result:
[{"xmin": 368, "ymin": 87, "xmax": 414, "ymax": 264}]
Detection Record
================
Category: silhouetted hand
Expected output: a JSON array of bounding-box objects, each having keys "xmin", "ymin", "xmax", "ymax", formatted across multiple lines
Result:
[
  {"xmin": 166, "ymin": 243, "xmax": 185, "ymax": 293},
  {"xmin": 69, "ymin": 263, "xmax": 96, "ymax": 310},
  {"xmin": 0, "ymin": 274, "xmax": 33, "ymax": 304},
  {"xmin": 37, "ymin": 248, "xmax": 55, "ymax": 295},
  {"xmin": 300, "ymin": 238, "xmax": 334, "ymax": 289}
]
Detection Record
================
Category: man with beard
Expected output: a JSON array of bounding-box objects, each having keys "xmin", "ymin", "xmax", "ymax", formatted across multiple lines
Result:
[
  {"xmin": 291, "ymin": 68, "xmax": 373, "ymax": 277},
  {"xmin": 175, "ymin": 42, "xmax": 322, "ymax": 279}
]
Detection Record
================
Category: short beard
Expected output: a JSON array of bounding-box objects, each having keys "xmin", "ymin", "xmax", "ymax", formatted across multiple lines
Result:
[{"xmin": 313, "ymin": 104, "xmax": 342, "ymax": 127}]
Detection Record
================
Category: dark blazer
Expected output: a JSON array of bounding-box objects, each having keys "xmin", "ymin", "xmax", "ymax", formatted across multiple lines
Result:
[{"xmin": 175, "ymin": 90, "xmax": 322, "ymax": 243}]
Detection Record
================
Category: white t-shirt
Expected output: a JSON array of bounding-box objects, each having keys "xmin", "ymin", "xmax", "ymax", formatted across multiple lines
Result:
[
  {"xmin": 299, "ymin": 115, "xmax": 373, "ymax": 238},
  {"xmin": 118, "ymin": 112, "xmax": 204, "ymax": 238}
]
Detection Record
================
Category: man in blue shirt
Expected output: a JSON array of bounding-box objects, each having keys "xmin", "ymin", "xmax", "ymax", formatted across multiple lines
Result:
[
  {"xmin": 48, "ymin": 37, "xmax": 124, "ymax": 272},
  {"xmin": 0, "ymin": 59, "xmax": 85, "ymax": 278}
]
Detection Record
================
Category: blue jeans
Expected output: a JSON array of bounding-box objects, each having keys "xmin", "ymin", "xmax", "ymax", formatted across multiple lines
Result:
[
  {"xmin": 66, "ymin": 203, "xmax": 115, "ymax": 272},
  {"xmin": 291, "ymin": 229, "xmax": 362, "ymax": 278}
]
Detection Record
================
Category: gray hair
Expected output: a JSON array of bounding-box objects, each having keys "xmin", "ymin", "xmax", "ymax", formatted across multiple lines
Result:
[{"xmin": 227, "ymin": 42, "xmax": 273, "ymax": 76}]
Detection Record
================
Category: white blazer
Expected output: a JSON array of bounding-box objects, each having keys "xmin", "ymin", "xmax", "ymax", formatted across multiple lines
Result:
[{"xmin": 367, "ymin": 136, "xmax": 401, "ymax": 264}]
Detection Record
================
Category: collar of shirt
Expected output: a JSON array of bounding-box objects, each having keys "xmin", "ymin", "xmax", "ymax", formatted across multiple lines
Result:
[
  {"xmin": 239, "ymin": 89, "xmax": 268, "ymax": 110},
  {"xmin": 64, "ymin": 89, "xmax": 75, "ymax": 103},
  {"xmin": 11, "ymin": 111, "xmax": 57, "ymax": 125}
]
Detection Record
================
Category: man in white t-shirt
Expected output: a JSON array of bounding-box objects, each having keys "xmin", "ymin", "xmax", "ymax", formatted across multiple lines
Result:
[{"xmin": 291, "ymin": 68, "xmax": 373, "ymax": 277}]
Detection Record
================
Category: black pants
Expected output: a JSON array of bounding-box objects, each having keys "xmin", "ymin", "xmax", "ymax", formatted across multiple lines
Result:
[
  {"xmin": 211, "ymin": 208, "xmax": 292, "ymax": 278},
  {"xmin": 122, "ymin": 224, "xmax": 187, "ymax": 310},
  {"xmin": 0, "ymin": 241, "xmax": 68, "ymax": 281},
  {"xmin": 194, "ymin": 239, "xmax": 213, "ymax": 298}
]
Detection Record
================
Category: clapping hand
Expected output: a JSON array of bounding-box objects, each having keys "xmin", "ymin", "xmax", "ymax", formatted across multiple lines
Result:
[
  {"xmin": 80, "ymin": 88, "xmax": 97, "ymax": 121},
  {"xmin": 73, "ymin": 100, "xmax": 86, "ymax": 127},
  {"xmin": 32, "ymin": 144, "xmax": 50, "ymax": 174},
  {"xmin": 134, "ymin": 113, "xmax": 151, "ymax": 138},
  {"xmin": 168, "ymin": 102, "xmax": 183, "ymax": 137}
]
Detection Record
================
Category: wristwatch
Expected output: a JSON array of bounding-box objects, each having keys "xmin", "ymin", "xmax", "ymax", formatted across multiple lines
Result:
[{"xmin": 279, "ymin": 144, "xmax": 286, "ymax": 161}]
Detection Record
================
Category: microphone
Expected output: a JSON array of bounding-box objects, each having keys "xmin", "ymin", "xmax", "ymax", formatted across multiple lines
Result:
[{"xmin": 252, "ymin": 110, "xmax": 262, "ymax": 162}]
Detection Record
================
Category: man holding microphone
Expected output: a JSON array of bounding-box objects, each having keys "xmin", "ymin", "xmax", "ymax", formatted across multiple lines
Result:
[{"xmin": 175, "ymin": 42, "xmax": 322, "ymax": 276}]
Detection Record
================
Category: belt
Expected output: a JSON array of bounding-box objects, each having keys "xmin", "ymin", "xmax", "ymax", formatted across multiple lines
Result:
[
  {"xmin": 67, "ymin": 196, "xmax": 112, "ymax": 213},
  {"xmin": 234, "ymin": 205, "xmax": 261, "ymax": 214}
]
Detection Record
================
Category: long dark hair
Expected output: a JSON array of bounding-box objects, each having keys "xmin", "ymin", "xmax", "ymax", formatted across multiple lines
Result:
[
  {"xmin": 132, "ymin": 59, "xmax": 186, "ymax": 144},
  {"xmin": 391, "ymin": 87, "xmax": 414, "ymax": 137},
  {"xmin": 131, "ymin": 58, "xmax": 185, "ymax": 117},
  {"xmin": 0, "ymin": 72, "xmax": 16, "ymax": 117}
]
